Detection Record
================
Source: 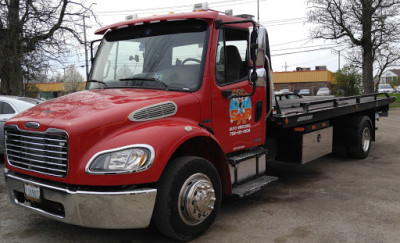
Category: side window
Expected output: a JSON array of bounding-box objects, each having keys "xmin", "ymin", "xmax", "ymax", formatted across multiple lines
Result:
[
  {"xmin": 1, "ymin": 102, "xmax": 15, "ymax": 114},
  {"xmin": 215, "ymin": 28, "xmax": 248, "ymax": 85}
]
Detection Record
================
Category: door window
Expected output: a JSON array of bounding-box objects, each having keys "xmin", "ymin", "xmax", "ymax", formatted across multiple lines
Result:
[{"xmin": 215, "ymin": 28, "xmax": 248, "ymax": 85}]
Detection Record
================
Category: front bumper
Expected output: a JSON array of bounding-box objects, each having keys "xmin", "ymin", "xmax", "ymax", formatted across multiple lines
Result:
[{"xmin": 4, "ymin": 168, "xmax": 157, "ymax": 229}]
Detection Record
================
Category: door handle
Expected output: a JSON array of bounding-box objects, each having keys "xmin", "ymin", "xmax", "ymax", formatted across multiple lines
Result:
[{"xmin": 221, "ymin": 90, "xmax": 232, "ymax": 99}]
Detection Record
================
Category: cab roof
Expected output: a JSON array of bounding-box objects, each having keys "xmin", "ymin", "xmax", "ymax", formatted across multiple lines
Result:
[{"xmin": 94, "ymin": 10, "xmax": 252, "ymax": 35}]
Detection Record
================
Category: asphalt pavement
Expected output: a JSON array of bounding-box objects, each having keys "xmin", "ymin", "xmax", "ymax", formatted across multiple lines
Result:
[{"xmin": 1, "ymin": 108, "xmax": 400, "ymax": 243}]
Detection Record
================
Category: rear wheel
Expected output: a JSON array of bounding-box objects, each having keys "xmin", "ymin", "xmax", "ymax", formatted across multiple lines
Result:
[
  {"xmin": 152, "ymin": 156, "xmax": 222, "ymax": 241},
  {"xmin": 349, "ymin": 116, "xmax": 373, "ymax": 159}
]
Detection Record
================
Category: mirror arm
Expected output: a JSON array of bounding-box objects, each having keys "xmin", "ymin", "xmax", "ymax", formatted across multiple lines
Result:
[
  {"xmin": 90, "ymin": 39, "xmax": 102, "ymax": 64},
  {"xmin": 223, "ymin": 81, "xmax": 257, "ymax": 100}
]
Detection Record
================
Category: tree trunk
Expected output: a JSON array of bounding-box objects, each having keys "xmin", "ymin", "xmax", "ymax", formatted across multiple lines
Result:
[
  {"xmin": 0, "ymin": 0, "xmax": 24, "ymax": 96},
  {"xmin": 362, "ymin": 45, "xmax": 374, "ymax": 94},
  {"xmin": 361, "ymin": 1, "xmax": 374, "ymax": 94}
]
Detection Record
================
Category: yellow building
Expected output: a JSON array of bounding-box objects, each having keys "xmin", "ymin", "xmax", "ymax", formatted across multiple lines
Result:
[
  {"xmin": 34, "ymin": 82, "xmax": 86, "ymax": 100},
  {"xmin": 273, "ymin": 70, "xmax": 336, "ymax": 95}
]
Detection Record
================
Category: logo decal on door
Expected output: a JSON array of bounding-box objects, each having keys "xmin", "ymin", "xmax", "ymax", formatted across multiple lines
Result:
[
  {"xmin": 229, "ymin": 88, "xmax": 252, "ymax": 136},
  {"xmin": 229, "ymin": 88, "xmax": 252, "ymax": 125}
]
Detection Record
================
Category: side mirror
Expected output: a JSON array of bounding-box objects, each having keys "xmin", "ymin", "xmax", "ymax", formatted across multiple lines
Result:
[
  {"xmin": 249, "ymin": 26, "xmax": 267, "ymax": 67},
  {"xmin": 249, "ymin": 28, "xmax": 258, "ymax": 65}
]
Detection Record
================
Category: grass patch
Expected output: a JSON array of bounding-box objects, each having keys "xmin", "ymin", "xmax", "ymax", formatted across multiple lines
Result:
[
  {"xmin": 378, "ymin": 93, "xmax": 400, "ymax": 108},
  {"xmin": 388, "ymin": 93, "xmax": 400, "ymax": 108}
]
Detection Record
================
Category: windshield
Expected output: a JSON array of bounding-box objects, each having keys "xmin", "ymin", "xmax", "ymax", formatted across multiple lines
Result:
[
  {"xmin": 88, "ymin": 20, "xmax": 209, "ymax": 91},
  {"xmin": 379, "ymin": 84, "xmax": 391, "ymax": 89}
]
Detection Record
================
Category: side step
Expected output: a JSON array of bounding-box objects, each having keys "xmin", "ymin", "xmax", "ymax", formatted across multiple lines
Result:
[
  {"xmin": 232, "ymin": 175, "xmax": 278, "ymax": 198},
  {"xmin": 228, "ymin": 147, "xmax": 267, "ymax": 165}
]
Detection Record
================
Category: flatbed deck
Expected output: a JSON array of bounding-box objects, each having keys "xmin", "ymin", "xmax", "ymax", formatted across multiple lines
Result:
[{"xmin": 269, "ymin": 93, "xmax": 395, "ymax": 128}]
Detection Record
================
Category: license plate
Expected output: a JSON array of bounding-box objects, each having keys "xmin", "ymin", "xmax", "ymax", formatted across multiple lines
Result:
[{"xmin": 24, "ymin": 184, "xmax": 41, "ymax": 202}]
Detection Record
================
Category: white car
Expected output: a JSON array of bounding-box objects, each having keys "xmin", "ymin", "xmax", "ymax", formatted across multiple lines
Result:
[
  {"xmin": 298, "ymin": 89, "xmax": 311, "ymax": 96},
  {"xmin": 0, "ymin": 96, "xmax": 42, "ymax": 154},
  {"xmin": 317, "ymin": 87, "xmax": 330, "ymax": 96},
  {"xmin": 378, "ymin": 84, "xmax": 395, "ymax": 93},
  {"xmin": 395, "ymin": 86, "xmax": 400, "ymax": 93}
]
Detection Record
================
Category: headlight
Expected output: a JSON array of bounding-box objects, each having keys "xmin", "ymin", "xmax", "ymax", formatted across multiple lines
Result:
[{"xmin": 86, "ymin": 145, "xmax": 155, "ymax": 174}]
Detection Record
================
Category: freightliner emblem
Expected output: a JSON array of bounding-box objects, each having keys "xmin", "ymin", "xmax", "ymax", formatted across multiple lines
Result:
[{"xmin": 25, "ymin": 122, "xmax": 40, "ymax": 129}]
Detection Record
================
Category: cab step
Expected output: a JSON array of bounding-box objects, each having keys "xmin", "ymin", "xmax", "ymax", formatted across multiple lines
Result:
[
  {"xmin": 232, "ymin": 175, "xmax": 278, "ymax": 198},
  {"xmin": 227, "ymin": 147, "xmax": 267, "ymax": 165}
]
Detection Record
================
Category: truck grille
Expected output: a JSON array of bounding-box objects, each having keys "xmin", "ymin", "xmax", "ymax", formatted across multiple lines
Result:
[{"xmin": 5, "ymin": 125, "xmax": 69, "ymax": 177}]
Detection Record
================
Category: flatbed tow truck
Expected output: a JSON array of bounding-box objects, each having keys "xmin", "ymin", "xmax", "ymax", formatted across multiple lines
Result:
[{"xmin": 3, "ymin": 3, "xmax": 395, "ymax": 241}]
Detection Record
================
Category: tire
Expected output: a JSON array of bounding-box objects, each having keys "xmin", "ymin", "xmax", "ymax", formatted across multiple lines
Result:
[
  {"xmin": 349, "ymin": 116, "xmax": 373, "ymax": 159},
  {"xmin": 152, "ymin": 156, "xmax": 222, "ymax": 241}
]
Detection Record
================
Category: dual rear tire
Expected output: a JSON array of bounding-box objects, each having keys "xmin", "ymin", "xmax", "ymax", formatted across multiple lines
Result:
[{"xmin": 334, "ymin": 115, "xmax": 373, "ymax": 159}]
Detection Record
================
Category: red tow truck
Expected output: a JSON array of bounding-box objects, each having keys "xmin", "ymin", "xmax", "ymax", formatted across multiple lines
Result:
[{"xmin": 3, "ymin": 3, "xmax": 395, "ymax": 241}]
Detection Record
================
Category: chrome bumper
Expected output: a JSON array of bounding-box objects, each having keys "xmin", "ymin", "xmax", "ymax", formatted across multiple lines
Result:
[{"xmin": 4, "ymin": 168, "xmax": 157, "ymax": 229}]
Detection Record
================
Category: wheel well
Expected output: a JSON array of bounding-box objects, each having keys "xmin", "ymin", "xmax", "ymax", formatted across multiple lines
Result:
[
  {"xmin": 169, "ymin": 136, "xmax": 231, "ymax": 195},
  {"xmin": 332, "ymin": 111, "xmax": 375, "ymax": 141}
]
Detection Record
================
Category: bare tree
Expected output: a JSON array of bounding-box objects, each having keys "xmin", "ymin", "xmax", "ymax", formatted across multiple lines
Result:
[
  {"xmin": 0, "ymin": 0, "xmax": 95, "ymax": 95},
  {"xmin": 62, "ymin": 65, "xmax": 83, "ymax": 94},
  {"xmin": 307, "ymin": 0, "xmax": 400, "ymax": 93}
]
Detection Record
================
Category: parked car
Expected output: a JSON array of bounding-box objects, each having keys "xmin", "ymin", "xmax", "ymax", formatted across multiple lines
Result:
[
  {"xmin": 274, "ymin": 88, "xmax": 290, "ymax": 95},
  {"xmin": 275, "ymin": 92, "xmax": 303, "ymax": 101},
  {"xmin": 317, "ymin": 87, "xmax": 330, "ymax": 96},
  {"xmin": 378, "ymin": 84, "xmax": 395, "ymax": 93},
  {"xmin": 298, "ymin": 89, "xmax": 311, "ymax": 96},
  {"xmin": 395, "ymin": 86, "xmax": 400, "ymax": 93},
  {"xmin": 0, "ymin": 96, "xmax": 42, "ymax": 154}
]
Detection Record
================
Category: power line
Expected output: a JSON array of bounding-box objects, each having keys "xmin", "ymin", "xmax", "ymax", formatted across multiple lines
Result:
[
  {"xmin": 95, "ymin": 0, "xmax": 256, "ymax": 15},
  {"xmin": 270, "ymin": 38, "xmax": 310, "ymax": 47},
  {"xmin": 272, "ymin": 46, "xmax": 344, "ymax": 57},
  {"xmin": 263, "ymin": 20, "xmax": 306, "ymax": 27},
  {"xmin": 261, "ymin": 17, "xmax": 306, "ymax": 24},
  {"xmin": 272, "ymin": 43, "xmax": 346, "ymax": 52}
]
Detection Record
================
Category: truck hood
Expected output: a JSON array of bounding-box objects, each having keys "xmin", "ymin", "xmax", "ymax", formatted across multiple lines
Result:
[{"xmin": 9, "ymin": 89, "xmax": 200, "ymax": 133}]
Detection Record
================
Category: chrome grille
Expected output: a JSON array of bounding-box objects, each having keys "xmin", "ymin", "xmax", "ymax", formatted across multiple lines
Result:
[
  {"xmin": 129, "ymin": 101, "xmax": 177, "ymax": 122},
  {"xmin": 5, "ymin": 125, "xmax": 69, "ymax": 177}
]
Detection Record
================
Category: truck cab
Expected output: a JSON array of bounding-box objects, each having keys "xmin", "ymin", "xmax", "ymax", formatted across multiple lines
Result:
[{"xmin": 4, "ymin": 6, "xmax": 274, "ymax": 241}]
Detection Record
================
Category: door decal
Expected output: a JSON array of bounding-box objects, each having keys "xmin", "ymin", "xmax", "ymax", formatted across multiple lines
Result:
[{"xmin": 229, "ymin": 88, "xmax": 252, "ymax": 136}]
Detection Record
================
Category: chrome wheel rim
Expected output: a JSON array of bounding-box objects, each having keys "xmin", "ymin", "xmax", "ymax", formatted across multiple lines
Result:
[
  {"xmin": 362, "ymin": 126, "xmax": 371, "ymax": 152},
  {"xmin": 178, "ymin": 173, "xmax": 216, "ymax": 226}
]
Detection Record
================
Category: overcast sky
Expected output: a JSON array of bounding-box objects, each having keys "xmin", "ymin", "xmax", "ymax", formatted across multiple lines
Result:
[{"xmin": 68, "ymin": 0, "xmax": 345, "ymax": 77}]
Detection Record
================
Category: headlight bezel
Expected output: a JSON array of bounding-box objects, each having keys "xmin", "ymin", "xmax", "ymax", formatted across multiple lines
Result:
[{"xmin": 85, "ymin": 144, "xmax": 155, "ymax": 175}]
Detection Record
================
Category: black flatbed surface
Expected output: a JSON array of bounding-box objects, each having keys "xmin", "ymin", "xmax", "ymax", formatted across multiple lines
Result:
[{"xmin": 268, "ymin": 93, "xmax": 395, "ymax": 128}]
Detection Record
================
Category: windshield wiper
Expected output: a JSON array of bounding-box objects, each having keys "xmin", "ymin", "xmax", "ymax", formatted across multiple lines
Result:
[
  {"xmin": 119, "ymin": 78, "xmax": 169, "ymax": 91},
  {"xmin": 87, "ymin": 79, "xmax": 108, "ymax": 88}
]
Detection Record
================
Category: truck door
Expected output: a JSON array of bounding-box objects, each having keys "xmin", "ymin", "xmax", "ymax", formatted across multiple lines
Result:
[{"xmin": 211, "ymin": 27, "xmax": 266, "ymax": 153}]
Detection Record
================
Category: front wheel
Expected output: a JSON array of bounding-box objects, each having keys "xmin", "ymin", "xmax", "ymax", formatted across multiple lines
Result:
[{"xmin": 152, "ymin": 156, "xmax": 222, "ymax": 241}]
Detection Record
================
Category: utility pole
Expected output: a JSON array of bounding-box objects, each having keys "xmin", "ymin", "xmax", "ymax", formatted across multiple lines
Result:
[
  {"xmin": 282, "ymin": 61, "xmax": 289, "ymax": 71},
  {"xmin": 257, "ymin": 0, "xmax": 259, "ymax": 24},
  {"xmin": 83, "ymin": 16, "xmax": 89, "ymax": 81},
  {"xmin": 62, "ymin": 67, "xmax": 67, "ymax": 82},
  {"xmin": 338, "ymin": 50, "xmax": 341, "ymax": 71}
]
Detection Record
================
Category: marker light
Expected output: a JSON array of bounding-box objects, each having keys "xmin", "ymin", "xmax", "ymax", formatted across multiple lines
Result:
[{"xmin": 193, "ymin": 2, "xmax": 209, "ymax": 11}]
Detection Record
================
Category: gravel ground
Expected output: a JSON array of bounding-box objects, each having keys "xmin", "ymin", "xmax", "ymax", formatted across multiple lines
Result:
[{"xmin": 1, "ymin": 108, "xmax": 399, "ymax": 243}]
